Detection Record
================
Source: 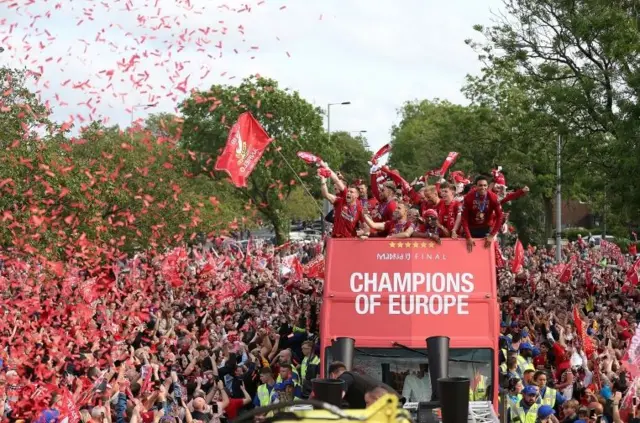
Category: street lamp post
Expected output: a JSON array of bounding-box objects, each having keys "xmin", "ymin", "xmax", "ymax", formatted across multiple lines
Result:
[
  {"xmin": 555, "ymin": 133, "xmax": 562, "ymax": 262},
  {"xmin": 321, "ymin": 101, "xmax": 351, "ymax": 235}
]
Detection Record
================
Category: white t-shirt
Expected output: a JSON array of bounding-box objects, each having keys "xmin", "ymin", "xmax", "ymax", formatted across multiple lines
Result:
[{"xmin": 402, "ymin": 373, "xmax": 432, "ymax": 402}]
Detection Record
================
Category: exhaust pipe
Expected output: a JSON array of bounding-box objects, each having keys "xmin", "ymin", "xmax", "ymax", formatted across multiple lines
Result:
[
  {"xmin": 331, "ymin": 337, "xmax": 355, "ymax": 371},
  {"xmin": 381, "ymin": 363, "xmax": 392, "ymax": 386},
  {"xmin": 426, "ymin": 336, "xmax": 470, "ymax": 423},
  {"xmin": 426, "ymin": 336, "xmax": 450, "ymax": 402}
]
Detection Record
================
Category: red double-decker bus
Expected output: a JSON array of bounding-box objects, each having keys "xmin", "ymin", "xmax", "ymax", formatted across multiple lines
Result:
[{"xmin": 319, "ymin": 238, "xmax": 499, "ymax": 407}]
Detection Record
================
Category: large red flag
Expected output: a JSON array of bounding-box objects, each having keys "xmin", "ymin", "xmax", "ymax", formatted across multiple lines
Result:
[{"xmin": 215, "ymin": 112, "xmax": 272, "ymax": 187}]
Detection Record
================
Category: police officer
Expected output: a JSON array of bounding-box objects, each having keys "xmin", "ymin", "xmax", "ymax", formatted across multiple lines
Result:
[
  {"xmin": 506, "ymin": 385, "xmax": 540, "ymax": 423},
  {"xmin": 328, "ymin": 361, "xmax": 399, "ymax": 409}
]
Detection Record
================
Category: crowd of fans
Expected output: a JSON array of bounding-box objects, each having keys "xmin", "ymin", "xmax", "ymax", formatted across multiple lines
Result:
[
  {"xmin": 0, "ymin": 239, "xmax": 324, "ymax": 422},
  {"xmin": 2, "ymin": 154, "xmax": 640, "ymax": 423}
]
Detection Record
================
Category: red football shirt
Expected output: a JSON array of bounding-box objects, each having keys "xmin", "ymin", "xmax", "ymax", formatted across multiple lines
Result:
[
  {"xmin": 382, "ymin": 220, "xmax": 414, "ymax": 236},
  {"xmin": 436, "ymin": 200, "xmax": 462, "ymax": 234},
  {"xmin": 372, "ymin": 199, "xmax": 397, "ymax": 222},
  {"xmin": 331, "ymin": 197, "xmax": 364, "ymax": 238},
  {"xmin": 461, "ymin": 190, "xmax": 503, "ymax": 237}
]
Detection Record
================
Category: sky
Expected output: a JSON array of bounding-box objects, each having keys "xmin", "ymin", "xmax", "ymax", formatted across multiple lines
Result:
[{"xmin": 1, "ymin": 0, "xmax": 504, "ymax": 154}]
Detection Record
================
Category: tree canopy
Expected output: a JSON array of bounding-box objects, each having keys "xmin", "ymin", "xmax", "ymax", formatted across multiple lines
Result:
[{"xmin": 179, "ymin": 75, "xmax": 347, "ymax": 244}]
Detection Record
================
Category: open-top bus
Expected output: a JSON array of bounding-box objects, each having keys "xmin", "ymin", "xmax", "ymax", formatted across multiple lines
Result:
[{"xmin": 320, "ymin": 238, "xmax": 499, "ymax": 407}]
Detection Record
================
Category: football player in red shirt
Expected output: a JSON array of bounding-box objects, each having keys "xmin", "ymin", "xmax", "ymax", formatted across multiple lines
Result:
[
  {"xmin": 362, "ymin": 202, "xmax": 414, "ymax": 239},
  {"xmin": 436, "ymin": 182, "xmax": 462, "ymax": 238},
  {"xmin": 461, "ymin": 175, "xmax": 503, "ymax": 252},
  {"xmin": 412, "ymin": 208, "xmax": 448, "ymax": 243},
  {"xmin": 319, "ymin": 170, "xmax": 364, "ymax": 238}
]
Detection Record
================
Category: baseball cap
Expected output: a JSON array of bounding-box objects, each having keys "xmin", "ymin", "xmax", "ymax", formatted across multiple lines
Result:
[
  {"xmin": 519, "ymin": 343, "xmax": 533, "ymax": 351},
  {"xmin": 522, "ymin": 385, "xmax": 539, "ymax": 396},
  {"xmin": 500, "ymin": 322, "xmax": 507, "ymax": 328},
  {"xmin": 521, "ymin": 329, "xmax": 529, "ymax": 337},
  {"xmin": 538, "ymin": 405, "xmax": 555, "ymax": 419}
]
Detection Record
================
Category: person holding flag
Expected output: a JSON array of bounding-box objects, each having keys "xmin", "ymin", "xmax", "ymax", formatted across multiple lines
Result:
[{"xmin": 319, "ymin": 167, "xmax": 364, "ymax": 239}]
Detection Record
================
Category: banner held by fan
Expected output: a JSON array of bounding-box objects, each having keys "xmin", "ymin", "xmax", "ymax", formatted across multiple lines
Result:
[{"xmin": 214, "ymin": 112, "xmax": 272, "ymax": 188}]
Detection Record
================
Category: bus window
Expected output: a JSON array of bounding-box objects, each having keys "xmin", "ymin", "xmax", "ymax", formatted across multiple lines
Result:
[{"xmin": 325, "ymin": 347, "xmax": 493, "ymax": 403}]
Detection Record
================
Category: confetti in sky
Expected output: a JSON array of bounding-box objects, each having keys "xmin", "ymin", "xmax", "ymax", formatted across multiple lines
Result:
[{"xmin": 0, "ymin": 0, "xmax": 294, "ymax": 129}]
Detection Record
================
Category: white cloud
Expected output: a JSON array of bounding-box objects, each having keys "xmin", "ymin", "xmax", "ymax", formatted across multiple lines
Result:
[{"xmin": 0, "ymin": 0, "xmax": 503, "ymax": 154}]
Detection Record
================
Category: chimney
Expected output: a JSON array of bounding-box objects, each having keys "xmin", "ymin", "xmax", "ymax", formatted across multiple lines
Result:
[
  {"xmin": 331, "ymin": 337, "xmax": 355, "ymax": 371},
  {"xmin": 426, "ymin": 336, "xmax": 450, "ymax": 402}
]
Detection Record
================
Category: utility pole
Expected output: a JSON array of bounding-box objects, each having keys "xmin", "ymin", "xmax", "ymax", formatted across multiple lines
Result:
[{"xmin": 555, "ymin": 133, "xmax": 562, "ymax": 262}]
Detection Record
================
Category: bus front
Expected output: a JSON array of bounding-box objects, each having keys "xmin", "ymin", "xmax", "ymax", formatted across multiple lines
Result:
[{"xmin": 320, "ymin": 238, "xmax": 499, "ymax": 407}]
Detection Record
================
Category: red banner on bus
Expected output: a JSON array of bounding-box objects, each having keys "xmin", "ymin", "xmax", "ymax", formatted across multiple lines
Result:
[{"xmin": 321, "ymin": 238, "xmax": 498, "ymax": 349}]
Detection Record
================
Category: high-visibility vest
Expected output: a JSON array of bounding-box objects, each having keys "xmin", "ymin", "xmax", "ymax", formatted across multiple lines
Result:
[
  {"xmin": 257, "ymin": 384, "xmax": 275, "ymax": 407},
  {"xmin": 516, "ymin": 356, "xmax": 533, "ymax": 375},
  {"xmin": 500, "ymin": 363, "xmax": 507, "ymax": 373},
  {"xmin": 509, "ymin": 402, "xmax": 539, "ymax": 423},
  {"xmin": 300, "ymin": 355, "xmax": 320, "ymax": 381},
  {"xmin": 507, "ymin": 394, "xmax": 522, "ymax": 409},
  {"xmin": 538, "ymin": 387, "xmax": 556, "ymax": 407},
  {"xmin": 469, "ymin": 375, "xmax": 487, "ymax": 401},
  {"xmin": 277, "ymin": 367, "xmax": 301, "ymax": 385}
]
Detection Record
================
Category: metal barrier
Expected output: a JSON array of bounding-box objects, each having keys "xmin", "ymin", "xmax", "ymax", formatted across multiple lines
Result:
[{"xmin": 498, "ymin": 393, "xmax": 508, "ymax": 423}]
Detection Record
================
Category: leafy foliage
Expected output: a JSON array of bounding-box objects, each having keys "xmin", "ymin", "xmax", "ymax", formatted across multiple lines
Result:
[
  {"xmin": 179, "ymin": 75, "xmax": 341, "ymax": 244},
  {"xmin": 0, "ymin": 71, "xmax": 250, "ymax": 260},
  {"xmin": 464, "ymin": 0, "xmax": 640, "ymax": 235}
]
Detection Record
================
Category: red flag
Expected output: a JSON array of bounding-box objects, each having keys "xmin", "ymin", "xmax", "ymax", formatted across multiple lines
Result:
[
  {"xmin": 214, "ymin": 112, "xmax": 272, "ymax": 187},
  {"xmin": 573, "ymin": 306, "xmax": 595, "ymax": 357},
  {"xmin": 559, "ymin": 257, "xmax": 576, "ymax": 283},
  {"xmin": 511, "ymin": 240, "xmax": 524, "ymax": 274},
  {"xmin": 438, "ymin": 152, "xmax": 459, "ymax": 177},
  {"xmin": 625, "ymin": 258, "xmax": 640, "ymax": 288},
  {"xmin": 494, "ymin": 242, "xmax": 505, "ymax": 268},
  {"xmin": 370, "ymin": 143, "xmax": 391, "ymax": 165},
  {"xmin": 303, "ymin": 255, "xmax": 325, "ymax": 279},
  {"xmin": 629, "ymin": 243, "xmax": 637, "ymax": 256},
  {"xmin": 58, "ymin": 388, "xmax": 80, "ymax": 423},
  {"xmin": 297, "ymin": 151, "xmax": 323, "ymax": 165}
]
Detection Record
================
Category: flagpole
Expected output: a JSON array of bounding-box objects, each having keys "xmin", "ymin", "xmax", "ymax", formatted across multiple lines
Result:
[{"xmin": 273, "ymin": 147, "xmax": 323, "ymax": 214}]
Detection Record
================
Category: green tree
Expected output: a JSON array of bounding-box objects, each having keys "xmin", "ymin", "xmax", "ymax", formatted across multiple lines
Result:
[
  {"xmin": 468, "ymin": 0, "xmax": 640, "ymax": 229},
  {"xmin": 0, "ymin": 121, "xmax": 248, "ymax": 259},
  {"xmin": 145, "ymin": 112, "xmax": 184, "ymax": 141},
  {"xmin": 328, "ymin": 131, "xmax": 371, "ymax": 184},
  {"xmin": 180, "ymin": 75, "xmax": 340, "ymax": 244},
  {"xmin": 389, "ymin": 99, "xmax": 503, "ymax": 179},
  {"xmin": 0, "ymin": 67, "xmax": 58, "ymax": 146}
]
